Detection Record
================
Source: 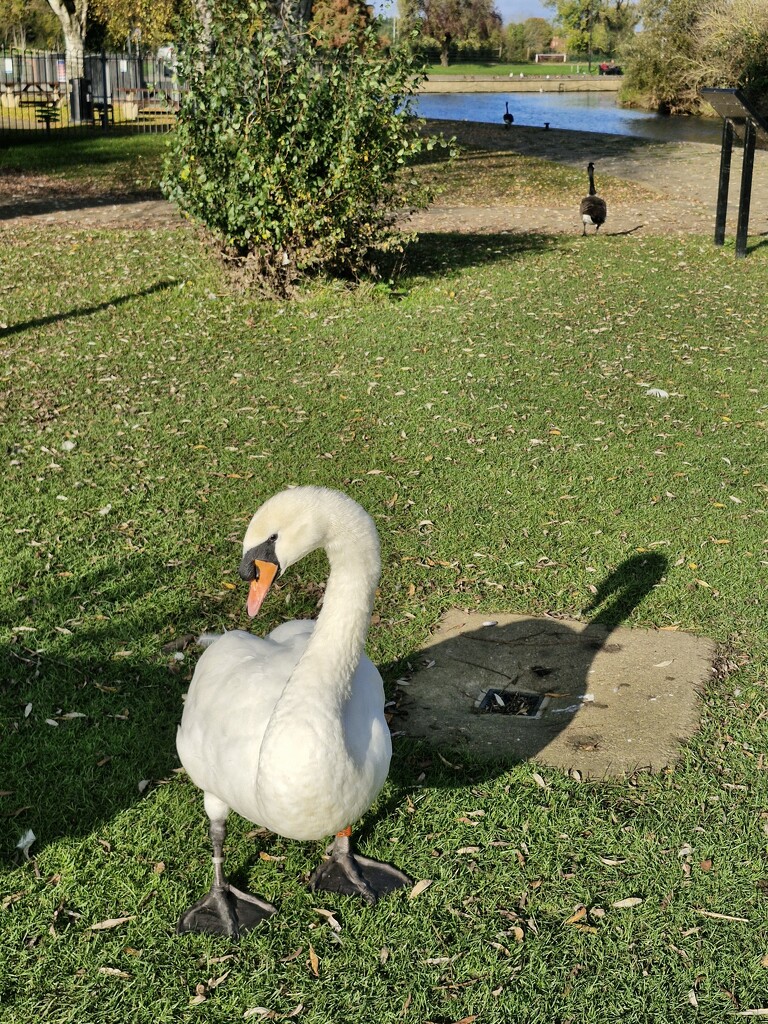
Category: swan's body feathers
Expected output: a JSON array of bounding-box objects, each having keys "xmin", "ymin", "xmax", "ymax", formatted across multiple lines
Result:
[{"xmin": 178, "ymin": 625, "xmax": 389, "ymax": 840}]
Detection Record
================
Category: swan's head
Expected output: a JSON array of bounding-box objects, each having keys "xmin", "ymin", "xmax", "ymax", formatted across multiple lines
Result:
[{"xmin": 238, "ymin": 486, "xmax": 379, "ymax": 618}]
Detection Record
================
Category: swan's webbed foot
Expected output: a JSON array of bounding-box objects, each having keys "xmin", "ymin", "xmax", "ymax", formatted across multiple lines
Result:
[
  {"xmin": 177, "ymin": 883, "xmax": 276, "ymax": 939},
  {"xmin": 308, "ymin": 834, "xmax": 411, "ymax": 904}
]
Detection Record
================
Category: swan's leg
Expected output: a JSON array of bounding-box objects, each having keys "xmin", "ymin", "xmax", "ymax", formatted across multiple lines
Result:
[
  {"xmin": 308, "ymin": 827, "xmax": 411, "ymax": 904},
  {"xmin": 177, "ymin": 815, "xmax": 277, "ymax": 939}
]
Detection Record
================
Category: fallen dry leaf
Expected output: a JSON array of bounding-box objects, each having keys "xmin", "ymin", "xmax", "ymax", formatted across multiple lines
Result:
[
  {"xmin": 565, "ymin": 906, "xmax": 588, "ymax": 925},
  {"xmin": 612, "ymin": 897, "xmax": 643, "ymax": 909},
  {"xmin": 313, "ymin": 908, "xmax": 341, "ymax": 933},
  {"xmin": 89, "ymin": 915, "xmax": 135, "ymax": 931},
  {"xmin": 695, "ymin": 908, "xmax": 748, "ymax": 923},
  {"xmin": 98, "ymin": 966, "xmax": 131, "ymax": 979},
  {"xmin": 409, "ymin": 879, "xmax": 433, "ymax": 899},
  {"xmin": 308, "ymin": 944, "xmax": 320, "ymax": 978}
]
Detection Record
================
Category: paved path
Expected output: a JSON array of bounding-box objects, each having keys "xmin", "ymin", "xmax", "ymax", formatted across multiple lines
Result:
[
  {"xmin": 1, "ymin": 121, "xmax": 766, "ymax": 240},
  {"xmin": 404, "ymin": 120, "xmax": 768, "ymax": 239}
]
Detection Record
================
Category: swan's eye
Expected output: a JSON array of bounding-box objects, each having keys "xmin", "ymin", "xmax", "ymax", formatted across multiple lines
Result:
[{"xmin": 268, "ymin": 533, "xmax": 277, "ymax": 542}]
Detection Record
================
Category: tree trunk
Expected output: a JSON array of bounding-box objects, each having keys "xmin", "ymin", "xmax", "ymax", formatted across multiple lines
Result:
[
  {"xmin": 192, "ymin": 0, "xmax": 213, "ymax": 47},
  {"xmin": 45, "ymin": 0, "xmax": 87, "ymax": 72},
  {"xmin": 440, "ymin": 32, "xmax": 451, "ymax": 66}
]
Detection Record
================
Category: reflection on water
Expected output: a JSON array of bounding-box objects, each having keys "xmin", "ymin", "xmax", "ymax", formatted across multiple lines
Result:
[{"xmin": 414, "ymin": 91, "xmax": 722, "ymax": 144}]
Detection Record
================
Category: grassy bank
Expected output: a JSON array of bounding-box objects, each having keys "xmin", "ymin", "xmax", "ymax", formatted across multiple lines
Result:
[
  {"xmin": 425, "ymin": 62, "xmax": 598, "ymax": 77},
  {"xmin": 0, "ymin": 133, "xmax": 167, "ymax": 190},
  {"xmin": 0, "ymin": 142, "xmax": 767, "ymax": 1024}
]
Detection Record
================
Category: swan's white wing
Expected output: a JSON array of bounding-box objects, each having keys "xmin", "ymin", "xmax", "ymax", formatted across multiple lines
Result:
[
  {"xmin": 176, "ymin": 626, "xmax": 312, "ymax": 816},
  {"xmin": 344, "ymin": 655, "xmax": 391, "ymax": 778}
]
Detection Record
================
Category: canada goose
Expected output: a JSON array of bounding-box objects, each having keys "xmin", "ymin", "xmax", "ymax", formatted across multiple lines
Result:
[
  {"xmin": 503, "ymin": 101, "xmax": 514, "ymax": 127},
  {"xmin": 580, "ymin": 161, "xmax": 607, "ymax": 234},
  {"xmin": 175, "ymin": 487, "xmax": 410, "ymax": 938}
]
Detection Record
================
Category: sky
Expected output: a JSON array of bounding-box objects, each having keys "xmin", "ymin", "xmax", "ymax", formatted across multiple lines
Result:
[{"xmin": 374, "ymin": 0, "xmax": 552, "ymax": 27}]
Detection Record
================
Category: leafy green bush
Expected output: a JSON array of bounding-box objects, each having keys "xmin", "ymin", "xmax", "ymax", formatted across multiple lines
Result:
[{"xmin": 162, "ymin": 0, "xmax": 440, "ymax": 295}]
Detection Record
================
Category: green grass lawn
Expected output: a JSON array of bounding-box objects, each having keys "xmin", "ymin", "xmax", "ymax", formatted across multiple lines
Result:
[
  {"xmin": 0, "ymin": 133, "xmax": 167, "ymax": 190},
  {"xmin": 1, "ymin": 143, "xmax": 768, "ymax": 1024},
  {"xmin": 425, "ymin": 62, "xmax": 598, "ymax": 76}
]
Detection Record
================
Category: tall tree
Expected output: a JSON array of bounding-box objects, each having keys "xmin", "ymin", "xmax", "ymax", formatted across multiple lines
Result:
[
  {"xmin": 543, "ymin": 0, "xmax": 636, "ymax": 59},
  {"xmin": 620, "ymin": 0, "xmax": 700, "ymax": 111},
  {"xmin": 503, "ymin": 21, "xmax": 526, "ymax": 60},
  {"xmin": 419, "ymin": 0, "xmax": 502, "ymax": 65},
  {"xmin": 88, "ymin": 0, "xmax": 183, "ymax": 48},
  {"xmin": 623, "ymin": 0, "xmax": 768, "ymax": 113},
  {"xmin": 0, "ymin": 0, "xmax": 61, "ymax": 47},
  {"xmin": 45, "ymin": 0, "xmax": 87, "ymax": 60},
  {"xmin": 522, "ymin": 16, "xmax": 553, "ymax": 57}
]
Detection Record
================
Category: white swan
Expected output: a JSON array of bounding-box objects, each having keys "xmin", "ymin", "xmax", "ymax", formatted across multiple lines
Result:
[{"xmin": 176, "ymin": 486, "xmax": 409, "ymax": 937}]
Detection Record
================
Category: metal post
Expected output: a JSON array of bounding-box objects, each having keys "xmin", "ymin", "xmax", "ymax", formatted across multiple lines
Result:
[
  {"xmin": 100, "ymin": 50, "xmax": 109, "ymax": 129},
  {"xmin": 70, "ymin": 76, "xmax": 81, "ymax": 123},
  {"xmin": 714, "ymin": 117, "xmax": 733, "ymax": 247},
  {"xmin": 735, "ymin": 117, "xmax": 757, "ymax": 259}
]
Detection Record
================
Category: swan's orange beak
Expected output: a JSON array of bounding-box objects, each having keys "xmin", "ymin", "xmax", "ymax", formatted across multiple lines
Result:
[{"xmin": 247, "ymin": 560, "xmax": 279, "ymax": 618}]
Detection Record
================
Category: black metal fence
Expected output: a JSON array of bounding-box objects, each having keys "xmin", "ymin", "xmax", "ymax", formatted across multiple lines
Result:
[{"xmin": 0, "ymin": 47, "xmax": 186, "ymax": 134}]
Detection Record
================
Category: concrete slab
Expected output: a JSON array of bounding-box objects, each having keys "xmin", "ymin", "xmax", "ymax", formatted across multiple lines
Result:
[{"xmin": 393, "ymin": 609, "xmax": 717, "ymax": 777}]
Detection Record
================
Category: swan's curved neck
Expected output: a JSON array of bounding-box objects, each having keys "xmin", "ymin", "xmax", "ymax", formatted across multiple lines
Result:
[
  {"xmin": 306, "ymin": 545, "xmax": 376, "ymax": 694},
  {"xmin": 283, "ymin": 512, "xmax": 379, "ymax": 707}
]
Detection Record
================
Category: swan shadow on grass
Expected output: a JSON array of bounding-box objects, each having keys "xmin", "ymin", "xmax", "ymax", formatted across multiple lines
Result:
[{"xmin": 380, "ymin": 552, "xmax": 672, "ymax": 794}]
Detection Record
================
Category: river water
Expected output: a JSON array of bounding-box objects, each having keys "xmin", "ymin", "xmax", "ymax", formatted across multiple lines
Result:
[{"xmin": 414, "ymin": 91, "xmax": 722, "ymax": 144}]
